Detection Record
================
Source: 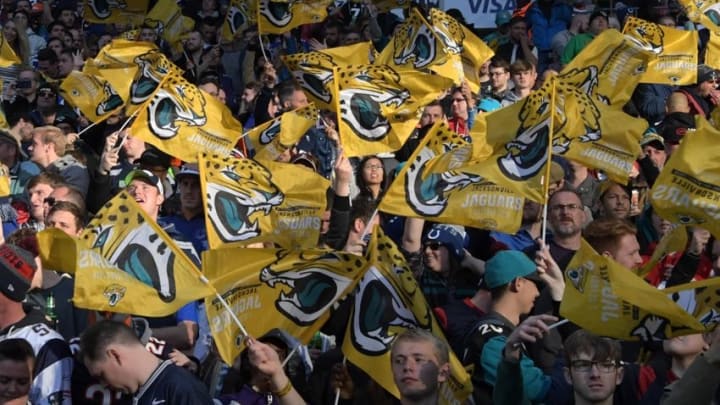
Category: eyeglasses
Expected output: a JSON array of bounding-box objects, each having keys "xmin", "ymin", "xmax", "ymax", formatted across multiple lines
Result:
[
  {"xmin": 425, "ymin": 242, "xmax": 444, "ymax": 251},
  {"xmin": 43, "ymin": 197, "xmax": 56, "ymax": 206},
  {"xmin": 550, "ymin": 203, "xmax": 581, "ymax": 213},
  {"xmin": 570, "ymin": 360, "xmax": 619, "ymax": 373},
  {"xmin": 364, "ymin": 164, "xmax": 383, "ymax": 171}
]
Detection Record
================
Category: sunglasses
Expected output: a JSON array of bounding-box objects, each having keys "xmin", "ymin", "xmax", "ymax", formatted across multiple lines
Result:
[
  {"xmin": 425, "ymin": 242, "xmax": 444, "ymax": 251},
  {"xmin": 39, "ymin": 90, "xmax": 55, "ymax": 97}
]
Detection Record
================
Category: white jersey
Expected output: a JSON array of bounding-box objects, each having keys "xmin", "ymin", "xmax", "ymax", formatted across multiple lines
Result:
[{"xmin": 1, "ymin": 321, "xmax": 73, "ymax": 404}]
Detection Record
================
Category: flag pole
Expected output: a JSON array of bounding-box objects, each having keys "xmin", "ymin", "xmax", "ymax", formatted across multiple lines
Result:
[
  {"xmin": 541, "ymin": 79, "xmax": 556, "ymax": 246},
  {"xmin": 113, "ymin": 108, "xmax": 141, "ymax": 151},
  {"xmin": 333, "ymin": 356, "xmax": 347, "ymax": 405},
  {"xmin": 199, "ymin": 275, "xmax": 250, "ymax": 338}
]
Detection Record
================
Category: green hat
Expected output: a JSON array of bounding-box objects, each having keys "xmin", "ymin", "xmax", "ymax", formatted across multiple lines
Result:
[{"xmin": 483, "ymin": 250, "xmax": 542, "ymax": 289}]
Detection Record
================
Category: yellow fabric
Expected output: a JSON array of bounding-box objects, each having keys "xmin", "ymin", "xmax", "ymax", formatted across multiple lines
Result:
[
  {"xmin": 480, "ymin": 47, "xmax": 648, "ymax": 203},
  {"xmin": 341, "ymin": 230, "xmax": 472, "ymax": 403},
  {"xmin": 428, "ymin": 8, "xmax": 494, "ymax": 94},
  {"xmin": 376, "ymin": 9, "xmax": 460, "ymax": 85},
  {"xmin": 0, "ymin": 32, "xmax": 20, "ymax": 67},
  {"xmin": 257, "ymin": 0, "xmax": 333, "ymax": 34},
  {"xmin": 637, "ymin": 225, "xmax": 688, "ymax": 278},
  {"xmin": 705, "ymin": 29, "xmax": 720, "ymax": 71},
  {"xmin": 146, "ymin": 0, "xmax": 195, "ymax": 48},
  {"xmin": 622, "ymin": 17, "xmax": 698, "ymax": 85},
  {"xmin": 83, "ymin": 0, "xmax": 147, "ymax": 24},
  {"xmin": 332, "ymin": 63, "xmax": 453, "ymax": 157},
  {"xmin": 130, "ymin": 71, "xmax": 243, "ymax": 161},
  {"xmin": 281, "ymin": 42, "xmax": 372, "ymax": 110},
  {"xmin": 349, "ymin": 0, "xmax": 410, "ymax": 12},
  {"xmin": 246, "ymin": 104, "xmax": 318, "ymax": 162},
  {"xmin": 199, "ymin": 153, "xmax": 330, "ymax": 249},
  {"xmin": 650, "ymin": 116, "xmax": 720, "ymax": 238},
  {"xmin": 39, "ymin": 192, "xmax": 214, "ymax": 316},
  {"xmin": 221, "ymin": 0, "xmax": 256, "ymax": 43},
  {"xmin": 60, "ymin": 71, "xmax": 125, "ymax": 123},
  {"xmin": 379, "ymin": 121, "xmax": 523, "ymax": 233},
  {"xmin": 561, "ymin": 240, "xmax": 704, "ymax": 340},
  {"xmin": 204, "ymin": 246, "xmax": 368, "ymax": 365}
]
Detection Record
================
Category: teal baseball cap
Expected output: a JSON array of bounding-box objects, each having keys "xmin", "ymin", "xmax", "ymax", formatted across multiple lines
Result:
[{"xmin": 483, "ymin": 250, "xmax": 543, "ymax": 289}]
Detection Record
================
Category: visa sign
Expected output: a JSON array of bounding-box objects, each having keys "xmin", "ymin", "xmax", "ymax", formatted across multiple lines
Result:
[{"xmin": 438, "ymin": 0, "xmax": 516, "ymax": 29}]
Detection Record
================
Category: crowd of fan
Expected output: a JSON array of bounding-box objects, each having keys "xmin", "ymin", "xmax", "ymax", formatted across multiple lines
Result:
[{"xmin": 1, "ymin": 0, "xmax": 720, "ymax": 404}]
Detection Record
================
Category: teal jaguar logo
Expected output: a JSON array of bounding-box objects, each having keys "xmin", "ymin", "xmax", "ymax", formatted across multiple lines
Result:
[
  {"xmin": 96, "ymin": 82, "xmax": 124, "ymax": 117},
  {"xmin": 103, "ymin": 284, "xmax": 126, "ymax": 306},
  {"xmin": 350, "ymin": 267, "xmax": 416, "ymax": 355},
  {"xmin": 393, "ymin": 18, "xmax": 438, "ymax": 69},
  {"xmin": 258, "ymin": 0, "xmax": 291, "ymax": 28},
  {"xmin": 405, "ymin": 145, "xmax": 482, "ymax": 216},
  {"xmin": 260, "ymin": 251, "xmax": 357, "ymax": 326},
  {"xmin": 205, "ymin": 159, "xmax": 284, "ymax": 243},
  {"xmin": 338, "ymin": 66, "xmax": 411, "ymax": 141},
  {"xmin": 258, "ymin": 120, "xmax": 281, "ymax": 146},
  {"xmin": 147, "ymin": 79, "xmax": 207, "ymax": 139},
  {"xmin": 292, "ymin": 52, "xmax": 336, "ymax": 105},
  {"xmin": 130, "ymin": 52, "xmax": 171, "ymax": 106},
  {"xmin": 90, "ymin": 216, "xmax": 178, "ymax": 302},
  {"xmin": 498, "ymin": 66, "xmax": 602, "ymax": 181},
  {"xmin": 87, "ymin": 0, "xmax": 127, "ymax": 19}
]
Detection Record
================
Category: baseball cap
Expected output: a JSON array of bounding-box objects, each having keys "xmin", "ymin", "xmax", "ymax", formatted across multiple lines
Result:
[
  {"xmin": 698, "ymin": 64, "xmax": 718, "ymax": 83},
  {"xmin": 483, "ymin": 250, "xmax": 542, "ymax": 289},
  {"xmin": 495, "ymin": 10, "xmax": 512, "ymax": 26},
  {"xmin": 640, "ymin": 131, "xmax": 665, "ymax": 150},
  {"xmin": 0, "ymin": 244, "xmax": 38, "ymax": 302},
  {"xmin": 175, "ymin": 163, "xmax": 200, "ymax": 180},
  {"xmin": 477, "ymin": 98, "xmax": 502, "ymax": 112},
  {"xmin": 125, "ymin": 169, "xmax": 164, "ymax": 197},
  {"xmin": 589, "ymin": 10, "xmax": 609, "ymax": 25},
  {"xmin": 134, "ymin": 148, "xmax": 171, "ymax": 169}
]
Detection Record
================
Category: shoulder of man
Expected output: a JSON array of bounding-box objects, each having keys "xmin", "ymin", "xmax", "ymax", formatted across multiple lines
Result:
[{"xmin": 139, "ymin": 362, "xmax": 212, "ymax": 405}]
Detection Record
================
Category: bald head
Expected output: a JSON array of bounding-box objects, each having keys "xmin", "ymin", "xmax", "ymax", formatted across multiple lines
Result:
[{"xmin": 666, "ymin": 92, "xmax": 690, "ymax": 114}]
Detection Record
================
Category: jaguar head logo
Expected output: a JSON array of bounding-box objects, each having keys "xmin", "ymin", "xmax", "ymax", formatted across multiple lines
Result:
[
  {"xmin": 258, "ymin": 119, "xmax": 281, "ymax": 146},
  {"xmin": 350, "ymin": 267, "xmax": 416, "ymax": 355},
  {"xmin": 130, "ymin": 52, "xmax": 172, "ymax": 105},
  {"xmin": 147, "ymin": 79, "xmax": 207, "ymax": 139},
  {"xmin": 226, "ymin": 3, "xmax": 250, "ymax": 35},
  {"xmin": 338, "ymin": 66, "xmax": 411, "ymax": 141},
  {"xmin": 103, "ymin": 284, "xmax": 126, "ymax": 306},
  {"xmin": 87, "ymin": 0, "xmax": 127, "ymax": 19},
  {"xmin": 626, "ymin": 20, "xmax": 664, "ymax": 54},
  {"xmin": 258, "ymin": 0, "xmax": 292, "ymax": 28},
  {"xmin": 405, "ymin": 144, "xmax": 482, "ymax": 216},
  {"xmin": 205, "ymin": 159, "xmax": 284, "ymax": 243},
  {"xmin": 89, "ymin": 205, "xmax": 178, "ymax": 302},
  {"xmin": 290, "ymin": 52, "xmax": 336, "ymax": 104},
  {"xmin": 430, "ymin": 9, "xmax": 465, "ymax": 54},
  {"xmin": 259, "ymin": 251, "xmax": 358, "ymax": 325},
  {"xmin": 498, "ymin": 66, "xmax": 602, "ymax": 181},
  {"xmin": 393, "ymin": 17, "xmax": 437, "ymax": 69},
  {"xmin": 96, "ymin": 82, "xmax": 124, "ymax": 117}
]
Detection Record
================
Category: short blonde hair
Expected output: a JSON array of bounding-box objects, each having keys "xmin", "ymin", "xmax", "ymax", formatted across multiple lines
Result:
[{"xmin": 33, "ymin": 126, "xmax": 66, "ymax": 156}]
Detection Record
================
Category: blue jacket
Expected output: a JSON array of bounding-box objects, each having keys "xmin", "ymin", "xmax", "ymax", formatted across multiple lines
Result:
[{"xmin": 527, "ymin": 2, "xmax": 573, "ymax": 52}]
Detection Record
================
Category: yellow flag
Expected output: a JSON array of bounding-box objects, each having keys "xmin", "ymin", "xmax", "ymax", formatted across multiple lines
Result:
[
  {"xmin": 130, "ymin": 71, "xmax": 243, "ymax": 161},
  {"xmin": 281, "ymin": 42, "xmax": 372, "ymax": 110},
  {"xmin": 0, "ymin": 32, "xmax": 20, "ymax": 67},
  {"xmin": 60, "ymin": 71, "xmax": 125, "ymax": 123},
  {"xmin": 83, "ymin": 0, "xmax": 148, "ymax": 24},
  {"xmin": 62, "ymin": 192, "xmax": 214, "ymax": 316},
  {"xmin": 376, "ymin": 8, "xmax": 460, "ymax": 84},
  {"xmin": 481, "ymin": 56, "xmax": 647, "ymax": 203},
  {"xmin": 204, "ymin": 247, "xmax": 368, "ymax": 365},
  {"xmin": 145, "ymin": 0, "xmax": 195, "ymax": 48},
  {"xmin": 622, "ymin": 17, "xmax": 698, "ymax": 85},
  {"xmin": 665, "ymin": 278, "xmax": 720, "ymax": 329},
  {"xmin": 637, "ymin": 225, "xmax": 688, "ymax": 278},
  {"xmin": 379, "ymin": 121, "xmax": 523, "ymax": 233},
  {"xmin": 427, "ymin": 8, "xmax": 494, "ymax": 94},
  {"xmin": 246, "ymin": 104, "xmax": 318, "ymax": 162},
  {"xmin": 564, "ymin": 29, "xmax": 652, "ymax": 106},
  {"xmin": 332, "ymin": 63, "xmax": 453, "ymax": 157},
  {"xmin": 257, "ymin": 0, "xmax": 333, "ymax": 34},
  {"xmin": 221, "ymin": 0, "xmax": 256, "ymax": 43},
  {"xmin": 342, "ymin": 230, "xmax": 472, "ymax": 403},
  {"xmin": 199, "ymin": 153, "xmax": 330, "ymax": 249},
  {"xmin": 650, "ymin": 116, "xmax": 720, "ymax": 238},
  {"xmin": 0, "ymin": 163, "xmax": 10, "ymax": 197},
  {"xmin": 706, "ymin": 30, "xmax": 720, "ymax": 71},
  {"xmin": 562, "ymin": 240, "xmax": 703, "ymax": 341}
]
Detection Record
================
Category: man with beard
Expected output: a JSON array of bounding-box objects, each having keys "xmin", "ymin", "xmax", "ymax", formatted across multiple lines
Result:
[
  {"xmin": 490, "ymin": 200, "xmax": 543, "ymax": 251},
  {"xmin": 527, "ymin": 187, "xmax": 585, "ymax": 269}
]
